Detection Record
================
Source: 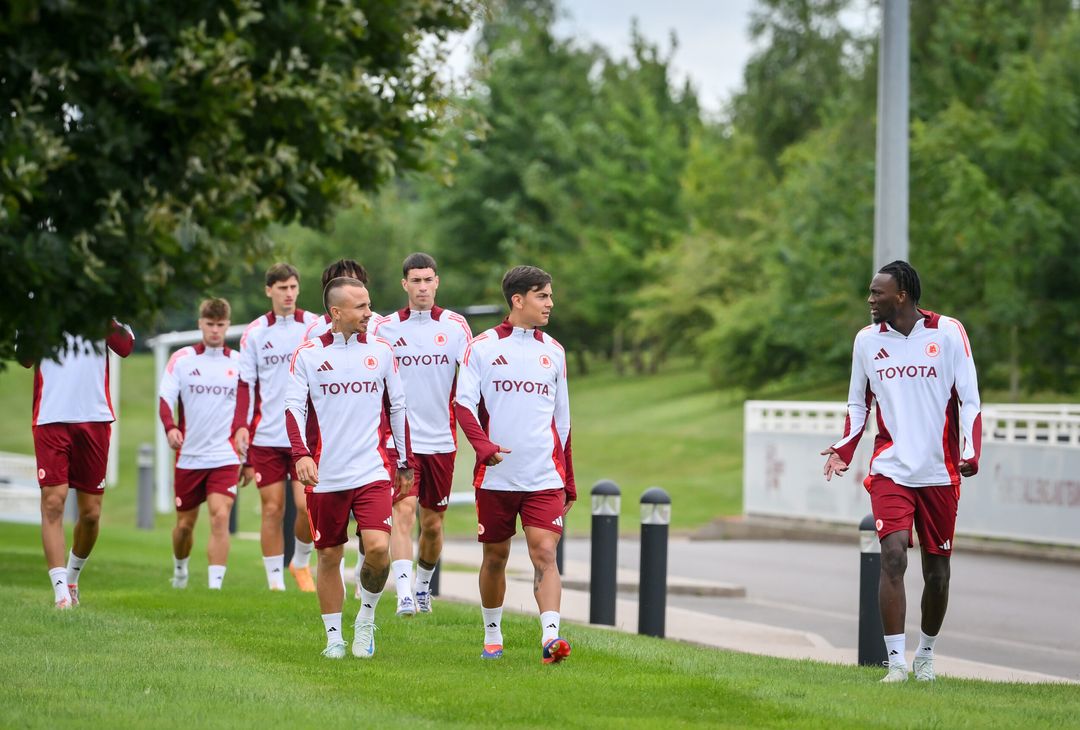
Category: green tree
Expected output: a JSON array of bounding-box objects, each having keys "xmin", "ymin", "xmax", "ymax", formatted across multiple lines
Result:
[{"xmin": 1, "ymin": 0, "xmax": 472, "ymax": 360}]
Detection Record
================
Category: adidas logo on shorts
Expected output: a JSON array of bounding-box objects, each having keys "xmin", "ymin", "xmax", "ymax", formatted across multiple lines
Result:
[
  {"xmin": 383, "ymin": 517, "xmax": 393, "ymax": 526},
  {"xmin": 551, "ymin": 516, "xmax": 563, "ymax": 527},
  {"xmin": 437, "ymin": 496, "xmax": 450, "ymax": 507}
]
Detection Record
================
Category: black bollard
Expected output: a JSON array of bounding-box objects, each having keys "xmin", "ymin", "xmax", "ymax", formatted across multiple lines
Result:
[
  {"xmin": 556, "ymin": 533, "xmax": 565, "ymax": 575},
  {"xmin": 858, "ymin": 513, "xmax": 888, "ymax": 667},
  {"xmin": 589, "ymin": 480, "xmax": 620, "ymax": 625},
  {"xmin": 283, "ymin": 478, "xmax": 296, "ymax": 565},
  {"xmin": 136, "ymin": 443, "xmax": 154, "ymax": 530},
  {"xmin": 430, "ymin": 560, "xmax": 440, "ymax": 597},
  {"xmin": 228, "ymin": 486, "xmax": 239, "ymax": 535},
  {"xmin": 638, "ymin": 487, "xmax": 670, "ymax": 638}
]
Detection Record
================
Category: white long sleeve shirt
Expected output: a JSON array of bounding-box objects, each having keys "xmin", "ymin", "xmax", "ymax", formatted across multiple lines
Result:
[
  {"xmin": 372, "ymin": 306, "xmax": 472, "ymax": 454},
  {"xmin": 284, "ymin": 330, "xmax": 411, "ymax": 493},
  {"xmin": 158, "ymin": 344, "xmax": 242, "ymax": 470},
  {"xmin": 235, "ymin": 309, "xmax": 319, "ymax": 448},
  {"xmin": 32, "ymin": 323, "xmax": 134, "ymax": 426},
  {"xmin": 831, "ymin": 310, "xmax": 982, "ymax": 487},
  {"xmin": 455, "ymin": 320, "xmax": 575, "ymax": 497}
]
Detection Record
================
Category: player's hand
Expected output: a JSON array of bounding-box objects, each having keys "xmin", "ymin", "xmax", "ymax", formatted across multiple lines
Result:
[
  {"xmin": 958, "ymin": 460, "xmax": 977, "ymax": 477},
  {"xmin": 233, "ymin": 427, "xmax": 250, "ymax": 456},
  {"xmin": 166, "ymin": 428, "xmax": 184, "ymax": 451},
  {"xmin": 239, "ymin": 465, "xmax": 255, "ymax": 487},
  {"xmin": 296, "ymin": 456, "xmax": 318, "ymax": 487},
  {"xmin": 393, "ymin": 468, "xmax": 414, "ymax": 500},
  {"xmin": 485, "ymin": 446, "xmax": 512, "ymax": 466},
  {"xmin": 820, "ymin": 447, "xmax": 849, "ymax": 481},
  {"xmin": 563, "ymin": 494, "xmax": 575, "ymax": 516}
]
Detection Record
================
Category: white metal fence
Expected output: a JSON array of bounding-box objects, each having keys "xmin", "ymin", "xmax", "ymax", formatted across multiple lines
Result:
[{"xmin": 744, "ymin": 401, "xmax": 1080, "ymax": 546}]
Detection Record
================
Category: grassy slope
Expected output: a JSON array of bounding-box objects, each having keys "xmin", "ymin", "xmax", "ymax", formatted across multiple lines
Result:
[{"xmin": 1, "ymin": 523, "xmax": 1078, "ymax": 729}]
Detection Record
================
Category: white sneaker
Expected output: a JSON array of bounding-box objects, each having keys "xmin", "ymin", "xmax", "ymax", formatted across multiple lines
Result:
[
  {"xmin": 352, "ymin": 621, "xmax": 377, "ymax": 659},
  {"xmin": 880, "ymin": 663, "xmax": 909, "ymax": 683},
  {"xmin": 913, "ymin": 655, "xmax": 935, "ymax": 681},
  {"xmin": 171, "ymin": 573, "xmax": 189, "ymax": 589},
  {"xmin": 415, "ymin": 591, "xmax": 432, "ymax": 614},
  {"xmin": 396, "ymin": 595, "xmax": 416, "ymax": 617},
  {"xmin": 321, "ymin": 641, "xmax": 347, "ymax": 659}
]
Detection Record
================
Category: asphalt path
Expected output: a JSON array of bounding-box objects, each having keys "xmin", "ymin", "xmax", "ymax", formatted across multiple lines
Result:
[{"xmin": 563, "ymin": 537, "xmax": 1080, "ymax": 680}]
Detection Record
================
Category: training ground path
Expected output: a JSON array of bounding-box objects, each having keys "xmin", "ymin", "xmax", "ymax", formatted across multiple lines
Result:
[{"xmin": 430, "ymin": 537, "xmax": 1077, "ymax": 684}]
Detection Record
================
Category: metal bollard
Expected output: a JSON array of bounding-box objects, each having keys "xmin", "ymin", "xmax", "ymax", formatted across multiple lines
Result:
[
  {"xmin": 283, "ymin": 478, "xmax": 296, "ymax": 565},
  {"xmin": 64, "ymin": 489, "xmax": 79, "ymax": 524},
  {"xmin": 556, "ymin": 533, "xmax": 565, "ymax": 575},
  {"xmin": 430, "ymin": 560, "xmax": 440, "ymax": 597},
  {"xmin": 228, "ymin": 487, "xmax": 239, "ymax": 534},
  {"xmin": 638, "ymin": 487, "xmax": 671, "ymax": 638},
  {"xmin": 589, "ymin": 480, "xmax": 620, "ymax": 625},
  {"xmin": 858, "ymin": 513, "xmax": 887, "ymax": 666},
  {"xmin": 137, "ymin": 443, "xmax": 154, "ymax": 530}
]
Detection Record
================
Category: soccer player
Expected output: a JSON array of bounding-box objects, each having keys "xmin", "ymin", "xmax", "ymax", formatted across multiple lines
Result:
[
  {"xmin": 232, "ymin": 263, "xmax": 320, "ymax": 591},
  {"xmin": 455, "ymin": 265, "xmax": 575, "ymax": 663},
  {"xmin": 27, "ymin": 320, "xmax": 134, "ymax": 608},
  {"xmin": 822, "ymin": 260, "xmax": 981, "ymax": 683},
  {"xmin": 302, "ymin": 258, "xmax": 382, "ymax": 593},
  {"xmin": 372, "ymin": 253, "xmax": 473, "ymax": 616},
  {"xmin": 284, "ymin": 276, "xmax": 412, "ymax": 659},
  {"xmin": 158, "ymin": 298, "xmax": 241, "ymax": 590}
]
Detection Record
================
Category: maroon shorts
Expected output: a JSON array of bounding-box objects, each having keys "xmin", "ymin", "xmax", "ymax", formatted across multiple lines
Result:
[
  {"xmin": 867, "ymin": 474, "xmax": 959, "ymax": 556},
  {"xmin": 390, "ymin": 452, "xmax": 456, "ymax": 511},
  {"xmin": 33, "ymin": 422, "xmax": 111, "ymax": 493},
  {"xmin": 476, "ymin": 488, "xmax": 566, "ymax": 543},
  {"xmin": 174, "ymin": 465, "xmax": 240, "ymax": 511},
  {"xmin": 305, "ymin": 481, "xmax": 392, "ymax": 549},
  {"xmin": 248, "ymin": 445, "xmax": 293, "ymax": 487}
]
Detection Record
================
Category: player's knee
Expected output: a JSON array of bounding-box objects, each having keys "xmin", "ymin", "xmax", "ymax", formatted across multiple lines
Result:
[
  {"xmin": 174, "ymin": 521, "xmax": 194, "ymax": 539},
  {"xmin": 881, "ymin": 545, "xmax": 907, "ymax": 577},
  {"xmin": 209, "ymin": 511, "xmax": 229, "ymax": 533},
  {"xmin": 261, "ymin": 502, "xmax": 283, "ymax": 521},
  {"xmin": 40, "ymin": 495, "xmax": 65, "ymax": 522},
  {"xmin": 924, "ymin": 564, "xmax": 950, "ymax": 593},
  {"xmin": 529, "ymin": 543, "xmax": 557, "ymax": 570},
  {"xmin": 420, "ymin": 512, "xmax": 442, "ymax": 536},
  {"xmin": 79, "ymin": 503, "xmax": 102, "ymax": 526}
]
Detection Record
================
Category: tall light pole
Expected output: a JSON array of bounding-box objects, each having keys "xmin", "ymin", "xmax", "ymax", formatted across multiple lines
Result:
[{"xmin": 873, "ymin": 0, "xmax": 909, "ymax": 272}]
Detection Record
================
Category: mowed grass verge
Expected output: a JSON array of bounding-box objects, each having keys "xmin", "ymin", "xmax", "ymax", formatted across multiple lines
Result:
[{"xmin": 2, "ymin": 524, "xmax": 1078, "ymax": 729}]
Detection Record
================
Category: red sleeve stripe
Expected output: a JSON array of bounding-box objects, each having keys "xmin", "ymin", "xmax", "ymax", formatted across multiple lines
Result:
[
  {"xmin": 165, "ymin": 347, "xmax": 192, "ymax": 374},
  {"xmin": 949, "ymin": 319, "xmax": 971, "ymax": 357},
  {"xmin": 461, "ymin": 333, "xmax": 489, "ymax": 366}
]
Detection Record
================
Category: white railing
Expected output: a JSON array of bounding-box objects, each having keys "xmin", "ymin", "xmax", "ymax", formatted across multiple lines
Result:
[{"xmin": 745, "ymin": 401, "xmax": 1080, "ymax": 447}]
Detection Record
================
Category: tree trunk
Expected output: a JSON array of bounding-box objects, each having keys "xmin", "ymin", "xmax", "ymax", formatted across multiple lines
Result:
[
  {"xmin": 612, "ymin": 325, "xmax": 625, "ymax": 376},
  {"xmin": 631, "ymin": 339, "xmax": 645, "ymax": 375},
  {"xmin": 575, "ymin": 349, "xmax": 589, "ymax": 377}
]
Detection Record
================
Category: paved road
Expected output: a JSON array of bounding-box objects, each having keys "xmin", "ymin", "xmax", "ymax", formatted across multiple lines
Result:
[{"xmin": 563, "ymin": 538, "xmax": 1080, "ymax": 680}]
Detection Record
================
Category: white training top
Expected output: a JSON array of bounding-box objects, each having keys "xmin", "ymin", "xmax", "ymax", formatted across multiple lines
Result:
[
  {"xmin": 455, "ymin": 320, "xmax": 574, "ymax": 496},
  {"xmin": 32, "ymin": 324, "xmax": 134, "ymax": 426},
  {"xmin": 372, "ymin": 306, "xmax": 472, "ymax": 454},
  {"xmin": 284, "ymin": 330, "xmax": 410, "ymax": 493},
  {"xmin": 830, "ymin": 310, "xmax": 983, "ymax": 487},
  {"xmin": 236, "ymin": 309, "xmax": 319, "ymax": 448},
  {"xmin": 158, "ymin": 344, "xmax": 242, "ymax": 470}
]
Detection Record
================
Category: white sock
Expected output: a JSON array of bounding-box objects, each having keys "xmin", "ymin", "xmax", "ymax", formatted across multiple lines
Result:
[
  {"xmin": 357, "ymin": 587, "xmax": 382, "ymax": 623},
  {"xmin": 482, "ymin": 605, "xmax": 504, "ymax": 646},
  {"xmin": 173, "ymin": 556, "xmax": 190, "ymax": 576},
  {"xmin": 416, "ymin": 564, "xmax": 435, "ymax": 594},
  {"xmin": 66, "ymin": 551, "xmax": 88, "ymax": 586},
  {"xmin": 884, "ymin": 633, "xmax": 907, "ymax": 667},
  {"xmin": 322, "ymin": 612, "xmax": 343, "ymax": 646},
  {"xmin": 264, "ymin": 554, "xmax": 286, "ymax": 589},
  {"xmin": 917, "ymin": 631, "xmax": 938, "ymax": 656},
  {"xmin": 291, "ymin": 539, "xmax": 314, "ymax": 568},
  {"xmin": 540, "ymin": 610, "xmax": 561, "ymax": 644},
  {"xmin": 49, "ymin": 567, "xmax": 71, "ymax": 602},
  {"xmin": 208, "ymin": 565, "xmax": 226, "ymax": 590},
  {"xmin": 392, "ymin": 559, "xmax": 413, "ymax": 599}
]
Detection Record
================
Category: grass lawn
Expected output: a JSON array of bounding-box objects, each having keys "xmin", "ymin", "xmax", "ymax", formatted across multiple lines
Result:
[{"xmin": 2, "ymin": 523, "xmax": 1078, "ymax": 729}]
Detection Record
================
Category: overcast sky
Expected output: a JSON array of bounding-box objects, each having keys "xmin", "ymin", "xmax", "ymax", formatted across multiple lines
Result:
[{"xmin": 446, "ymin": 1, "xmax": 879, "ymax": 115}]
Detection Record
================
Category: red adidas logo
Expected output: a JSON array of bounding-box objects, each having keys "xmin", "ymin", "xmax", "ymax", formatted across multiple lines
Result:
[
  {"xmin": 393, "ymin": 337, "xmax": 408, "ymax": 347},
  {"xmin": 873, "ymin": 348, "xmax": 890, "ymax": 360},
  {"xmin": 262, "ymin": 341, "xmax": 274, "ymax": 350},
  {"xmin": 316, "ymin": 360, "xmax": 334, "ymax": 372},
  {"xmin": 491, "ymin": 355, "xmax": 509, "ymax": 366},
  {"xmin": 190, "ymin": 368, "xmax": 201, "ymax": 377}
]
